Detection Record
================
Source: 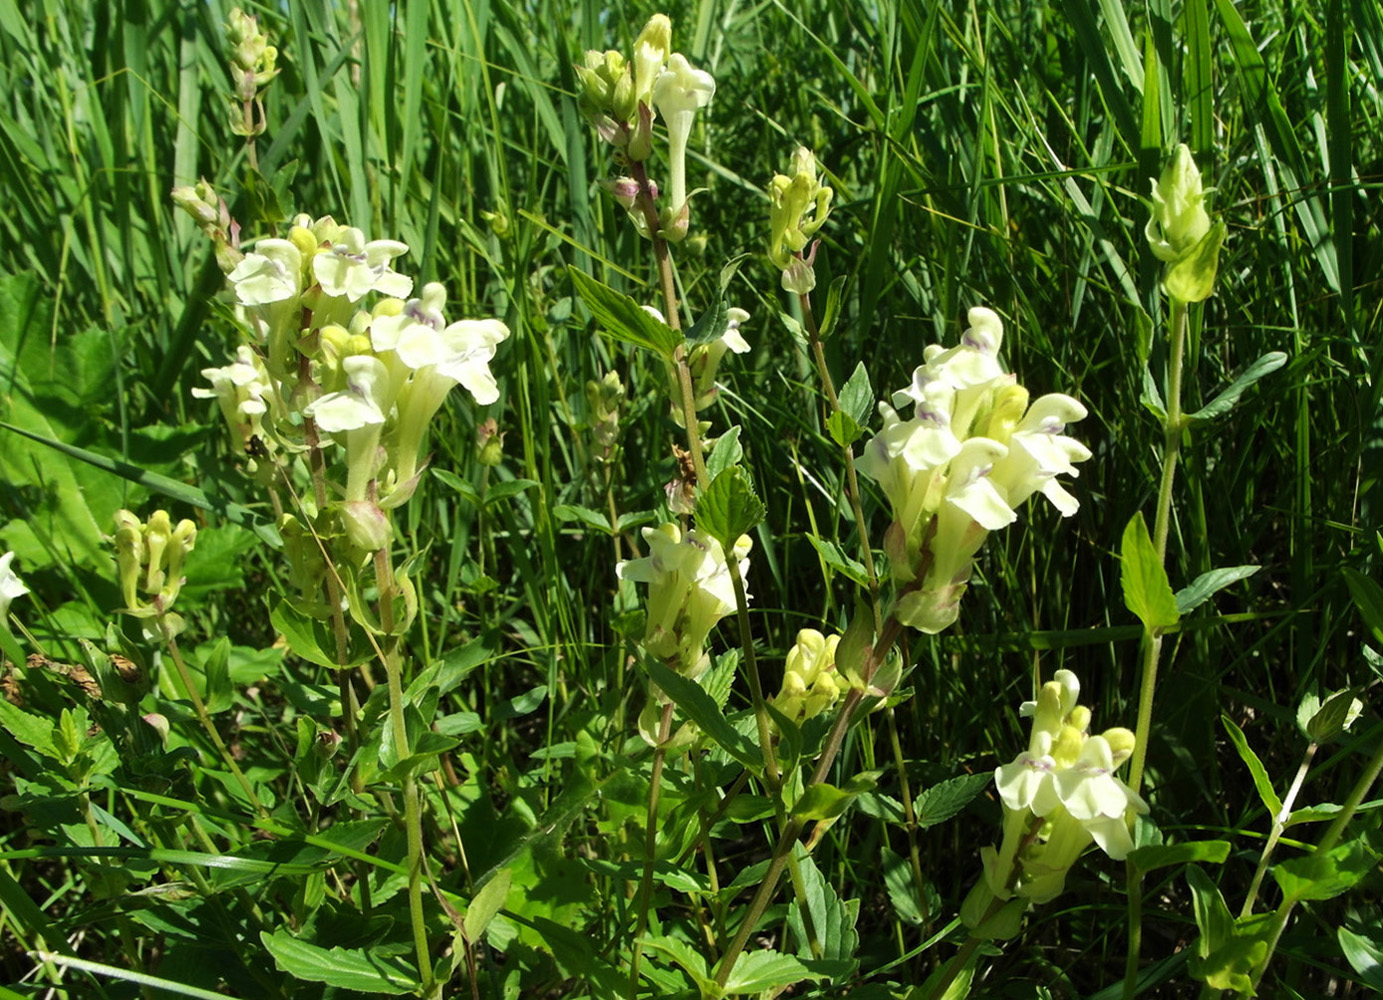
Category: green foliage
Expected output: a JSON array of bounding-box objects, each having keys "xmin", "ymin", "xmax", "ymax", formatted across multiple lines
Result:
[
  {"xmin": 1120, "ymin": 513, "xmax": 1180, "ymax": 630},
  {"xmin": 0, "ymin": 0, "xmax": 1379, "ymax": 996}
]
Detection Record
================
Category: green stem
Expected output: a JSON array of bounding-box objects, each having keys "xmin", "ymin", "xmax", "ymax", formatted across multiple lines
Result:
[
  {"xmin": 629, "ymin": 701, "xmax": 677, "ymax": 999},
  {"xmin": 729, "ymin": 558, "xmax": 779, "ymax": 788},
  {"xmin": 1250, "ymin": 726, "xmax": 1383, "ymax": 993},
  {"xmin": 164, "ymin": 633, "xmax": 265, "ymax": 818},
  {"xmin": 628, "ymin": 158, "xmax": 707, "ymax": 489},
  {"xmin": 1240, "ymin": 743, "xmax": 1316, "ymax": 918},
  {"xmin": 1122, "ymin": 297, "xmax": 1189, "ymax": 1000},
  {"xmin": 712, "ymin": 612, "xmax": 907, "ymax": 987},
  {"xmin": 374, "ymin": 547, "xmax": 432, "ymax": 994},
  {"xmin": 798, "ymin": 287, "xmax": 883, "ymax": 634}
]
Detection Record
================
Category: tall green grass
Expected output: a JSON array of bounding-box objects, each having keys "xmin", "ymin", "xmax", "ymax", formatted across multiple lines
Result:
[{"xmin": 1, "ymin": 0, "xmax": 1380, "ymax": 996}]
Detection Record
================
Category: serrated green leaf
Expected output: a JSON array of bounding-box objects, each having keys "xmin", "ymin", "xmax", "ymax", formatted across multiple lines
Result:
[
  {"xmin": 684, "ymin": 295, "xmax": 728, "ymax": 347},
  {"xmin": 1342, "ymin": 567, "xmax": 1383, "ymax": 646},
  {"xmin": 881, "ymin": 845, "xmax": 924, "ymax": 924},
  {"xmin": 0, "ymin": 698, "xmax": 58, "ymax": 759},
  {"xmin": 723, "ymin": 949, "xmax": 820, "ymax": 994},
  {"xmin": 553, "ymin": 504, "xmax": 613, "ymax": 534},
  {"xmin": 805, "ymin": 536, "xmax": 870, "ymax": 589},
  {"xmin": 568, "ymin": 266, "xmax": 681, "ymax": 360},
  {"xmin": 270, "ymin": 600, "xmax": 340, "ymax": 669},
  {"xmin": 1271, "ymin": 832, "xmax": 1380, "ymax": 904},
  {"xmin": 706, "ymin": 426, "xmax": 743, "ymax": 480},
  {"xmin": 914, "ymin": 772, "xmax": 993, "ymax": 828},
  {"xmin": 779, "ymin": 311, "xmax": 809, "ymax": 354},
  {"xmin": 646, "ymin": 660, "xmax": 760, "ymax": 772},
  {"xmin": 261, "ymin": 927, "xmax": 417, "ymax": 994},
  {"xmin": 1186, "ymin": 352, "xmax": 1288, "ymax": 422},
  {"xmin": 837, "ymin": 362, "xmax": 873, "ymax": 428},
  {"xmin": 1175, "ymin": 565, "xmax": 1260, "ymax": 615},
  {"xmin": 1129, "ymin": 840, "xmax": 1232, "ymax": 872},
  {"xmin": 1121, "ymin": 513, "xmax": 1180, "ymax": 630},
  {"xmin": 825, "ymin": 410, "xmax": 862, "ymax": 448},
  {"xmin": 1221, "ymin": 715, "xmax": 1282, "ymax": 817},
  {"xmin": 695, "ymin": 466, "xmax": 766, "ymax": 550},
  {"xmin": 640, "ymin": 934, "xmax": 714, "ymax": 996}
]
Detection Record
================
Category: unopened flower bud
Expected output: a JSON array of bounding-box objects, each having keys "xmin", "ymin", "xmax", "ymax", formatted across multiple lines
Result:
[
  {"xmin": 476, "ymin": 418, "xmax": 505, "ymax": 466},
  {"xmin": 338, "ymin": 500, "xmax": 392, "ymax": 552},
  {"xmin": 314, "ymin": 729, "xmax": 343, "ymax": 760}
]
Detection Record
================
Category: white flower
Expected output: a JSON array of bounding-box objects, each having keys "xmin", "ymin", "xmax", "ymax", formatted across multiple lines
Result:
[
  {"xmin": 857, "ymin": 307, "xmax": 1088, "ymax": 633},
  {"xmin": 306, "ymin": 355, "xmax": 390, "ymax": 434},
  {"xmin": 227, "ymin": 239, "xmax": 302, "ymax": 305},
  {"xmin": 989, "ymin": 393, "xmax": 1092, "ymax": 515},
  {"xmin": 617, "ymin": 523, "xmax": 750, "ymax": 675},
  {"xmin": 1, "ymin": 551, "xmax": 30, "ymax": 620},
  {"xmin": 192, "ymin": 346, "xmax": 276, "ymax": 452},
  {"xmin": 312, "ymin": 228, "xmax": 412, "ymax": 302},
  {"xmin": 652, "ymin": 53, "xmax": 715, "ymax": 217}
]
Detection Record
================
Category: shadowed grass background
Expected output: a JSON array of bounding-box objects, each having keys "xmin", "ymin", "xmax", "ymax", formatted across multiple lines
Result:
[{"xmin": 0, "ymin": 0, "xmax": 1379, "ymax": 995}]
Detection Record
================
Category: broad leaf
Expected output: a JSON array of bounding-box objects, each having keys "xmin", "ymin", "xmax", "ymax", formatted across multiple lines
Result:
[
  {"xmin": 915, "ymin": 772, "xmax": 993, "ymax": 829},
  {"xmin": 465, "ymin": 868, "xmax": 511, "ymax": 942},
  {"xmin": 568, "ymin": 266, "xmax": 681, "ymax": 360},
  {"xmin": 261, "ymin": 928, "xmax": 417, "ymax": 994},
  {"xmin": 1121, "ymin": 513, "xmax": 1179, "ymax": 630},
  {"xmin": 1271, "ymin": 832, "xmax": 1381, "ymax": 903},
  {"xmin": 1175, "ymin": 565, "xmax": 1259, "ymax": 615},
  {"xmin": 723, "ymin": 949, "xmax": 821, "ymax": 994},
  {"xmin": 646, "ymin": 660, "xmax": 760, "ymax": 772},
  {"xmin": 695, "ymin": 466, "xmax": 766, "ymax": 550},
  {"xmin": 1129, "ymin": 840, "xmax": 1231, "ymax": 872}
]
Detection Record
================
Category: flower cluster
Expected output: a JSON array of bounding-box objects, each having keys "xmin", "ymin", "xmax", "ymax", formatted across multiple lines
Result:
[
  {"xmin": 768, "ymin": 147, "xmax": 833, "ymax": 292},
  {"xmin": 225, "ymin": 7, "xmax": 279, "ymax": 137},
  {"xmin": 971, "ymin": 670, "xmax": 1146, "ymax": 916},
  {"xmin": 616, "ymin": 523, "xmax": 752, "ymax": 679},
  {"xmin": 113, "ymin": 510, "xmax": 197, "ymax": 640},
  {"xmin": 189, "ymin": 211, "xmax": 509, "ymax": 525},
  {"xmin": 1146, "ymin": 144, "xmax": 1225, "ymax": 303},
  {"xmin": 772, "ymin": 628, "xmax": 843, "ymax": 725},
  {"xmin": 577, "ymin": 14, "xmax": 715, "ymax": 241},
  {"xmin": 856, "ymin": 307, "xmax": 1090, "ymax": 633}
]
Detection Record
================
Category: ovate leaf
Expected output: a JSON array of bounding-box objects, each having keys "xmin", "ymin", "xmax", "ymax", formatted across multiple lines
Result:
[
  {"xmin": 1271, "ymin": 832, "xmax": 1381, "ymax": 904},
  {"xmin": 695, "ymin": 466, "xmax": 766, "ymax": 550},
  {"xmin": 914, "ymin": 773, "xmax": 993, "ymax": 829},
  {"xmin": 1121, "ymin": 512, "xmax": 1179, "ymax": 630}
]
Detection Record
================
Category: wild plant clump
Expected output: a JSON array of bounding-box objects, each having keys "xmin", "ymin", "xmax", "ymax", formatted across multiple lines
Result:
[{"xmin": 0, "ymin": 4, "xmax": 1379, "ymax": 999}]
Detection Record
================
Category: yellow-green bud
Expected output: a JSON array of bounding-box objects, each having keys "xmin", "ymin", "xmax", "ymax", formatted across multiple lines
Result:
[
  {"xmin": 1147, "ymin": 145, "xmax": 1211, "ymax": 262},
  {"xmin": 632, "ymin": 14, "xmax": 672, "ymax": 110}
]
